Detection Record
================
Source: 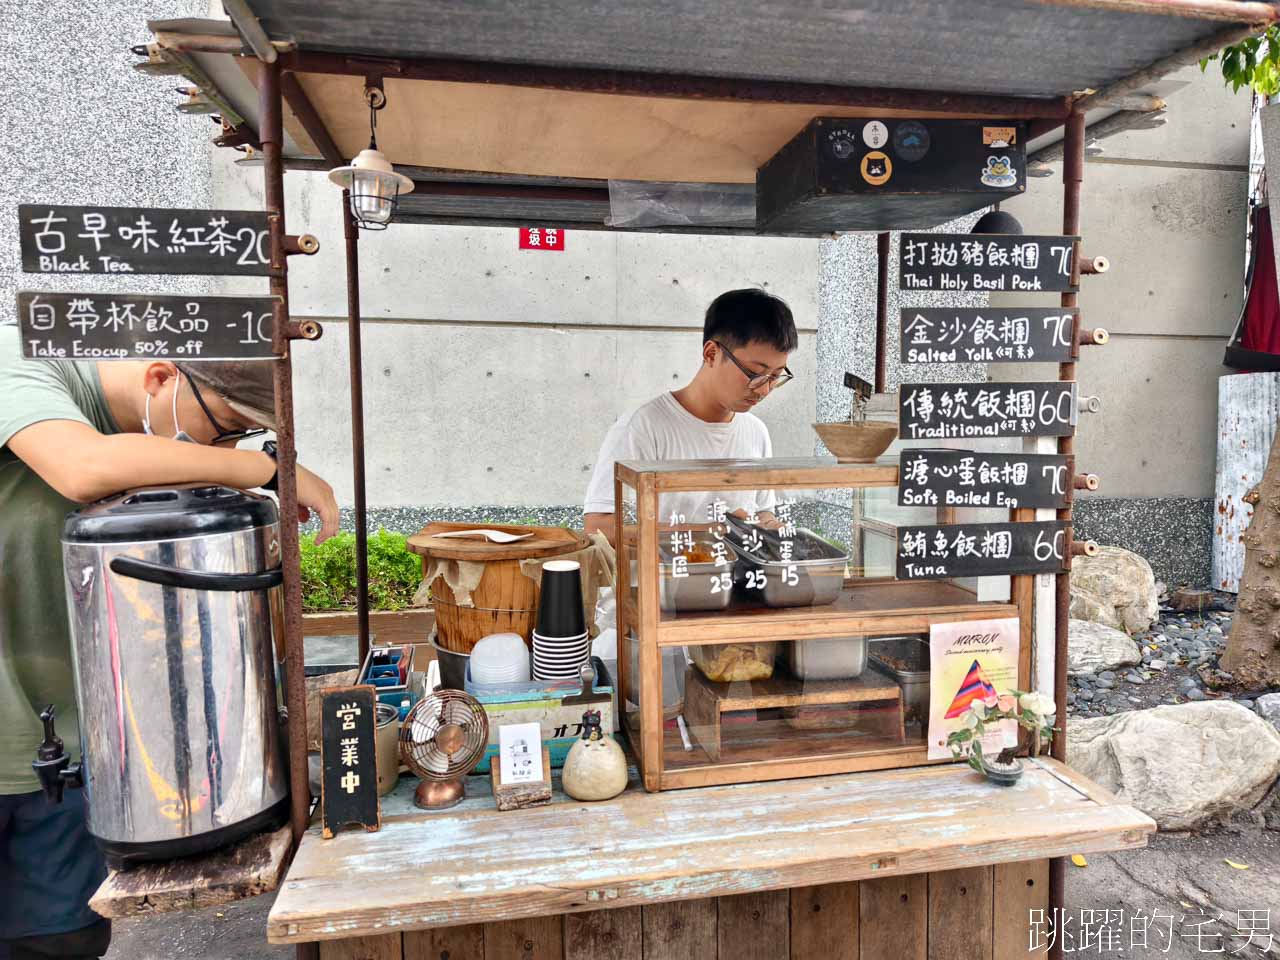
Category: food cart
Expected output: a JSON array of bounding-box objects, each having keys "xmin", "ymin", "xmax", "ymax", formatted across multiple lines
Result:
[{"xmin": 65, "ymin": 2, "xmax": 1280, "ymax": 958}]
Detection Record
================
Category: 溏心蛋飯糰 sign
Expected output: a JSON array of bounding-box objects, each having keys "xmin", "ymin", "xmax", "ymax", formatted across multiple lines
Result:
[
  {"xmin": 899, "ymin": 381, "xmax": 1077, "ymax": 441},
  {"xmin": 900, "ymin": 308, "xmax": 1079, "ymax": 364},
  {"xmin": 898, "ymin": 449, "xmax": 1072, "ymax": 510},
  {"xmin": 19, "ymin": 205, "xmax": 272, "ymax": 276},
  {"xmin": 320, "ymin": 686, "xmax": 381, "ymax": 839},
  {"xmin": 897, "ymin": 520, "xmax": 1069, "ymax": 580},
  {"xmin": 15, "ymin": 292, "xmax": 280, "ymax": 361},
  {"xmin": 898, "ymin": 233, "xmax": 1078, "ymax": 293}
]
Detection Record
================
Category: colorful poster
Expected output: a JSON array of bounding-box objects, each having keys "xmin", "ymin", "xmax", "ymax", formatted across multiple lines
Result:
[{"xmin": 927, "ymin": 618, "xmax": 1021, "ymax": 760}]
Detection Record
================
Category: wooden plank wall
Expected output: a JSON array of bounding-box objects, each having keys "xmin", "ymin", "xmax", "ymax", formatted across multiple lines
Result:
[{"xmin": 318, "ymin": 861, "xmax": 1048, "ymax": 960}]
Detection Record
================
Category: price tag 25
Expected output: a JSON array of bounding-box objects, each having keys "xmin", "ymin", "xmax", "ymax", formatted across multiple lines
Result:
[{"xmin": 708, "ymin": 571, "xmax": 733, "ymax": 595}]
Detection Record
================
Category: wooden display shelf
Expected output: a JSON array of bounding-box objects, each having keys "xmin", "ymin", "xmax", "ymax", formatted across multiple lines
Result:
[
  {"xmin": 621, "ymin": 580, "xmax": 1017, "ymax": 646},
  {"xmin": 682, "ymin": 668, "xmax": 905, "ymax": 762},
  {"xmin": 267, "ymin": 758, "xmax": 1154, "ymax": 945}
]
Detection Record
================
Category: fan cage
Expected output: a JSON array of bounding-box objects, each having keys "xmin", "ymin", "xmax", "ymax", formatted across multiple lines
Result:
[{"xmin": 399, "ymin": 691, "xmax": 489, "ymax": 780}]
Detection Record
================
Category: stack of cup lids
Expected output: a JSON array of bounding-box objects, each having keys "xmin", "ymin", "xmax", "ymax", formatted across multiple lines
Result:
[
  {"xmin": 468, "ymin": 632, "xmax": 531, "ymax": 688},
  {"xmin": 532, "ymin": 559, "xmax": 590, "ymax": 682}
]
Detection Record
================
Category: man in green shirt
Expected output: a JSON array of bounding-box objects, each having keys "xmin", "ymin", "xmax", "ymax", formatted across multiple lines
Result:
[{"xmin": 0, "ymin": 323, "xmax": 338, "ymax": 959}]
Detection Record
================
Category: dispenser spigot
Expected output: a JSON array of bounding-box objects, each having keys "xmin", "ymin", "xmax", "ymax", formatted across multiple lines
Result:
[{"xmin": 32, "ymin": 705, "xmax": 81, "ymax": 803}]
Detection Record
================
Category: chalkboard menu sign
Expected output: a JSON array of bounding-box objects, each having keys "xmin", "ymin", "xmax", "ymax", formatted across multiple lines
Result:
[
  {"xmin": 899, "ymin": 381, "xmax": 1077, "ymax": 441},
  {"xmin": 897, "ymin": 520, "xmax": 1069, "ymax": 580},
  {"xmin": 900, "ymin": 308, "xmax": 1078, "ymax": 364},
  {"xmin": 16, "ymin": 292, "xmax": 280, "ymax": 361},
  {"xmin": 19, "ymin": 205, "xmax": 272, "ymax": 276},
  {"xmin": 320, "ymin": 686, "xmax": 381, "ymax": 839},
  {"xmin": 898, "ymin": 233, "xmax": 1077, "ymax": 293},
  {"xmin": 898, "ymin": 449, "xmax": 1071, "ymax": 510}
]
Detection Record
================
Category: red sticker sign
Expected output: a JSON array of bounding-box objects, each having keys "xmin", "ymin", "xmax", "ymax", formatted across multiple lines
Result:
[{"xmin": 518, "ymin": 227, "xmax": 565, "ymax": 251}]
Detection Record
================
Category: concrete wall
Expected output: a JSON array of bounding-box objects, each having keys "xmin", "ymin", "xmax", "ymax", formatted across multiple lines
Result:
[{"xmin": 210, "ymin": 158, "xmax": 820, "ymax": 511}]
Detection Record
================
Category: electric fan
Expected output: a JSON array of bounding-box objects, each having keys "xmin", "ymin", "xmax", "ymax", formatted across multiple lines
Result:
[{"xmin": 398, "ymin": 689, "xmax": 490, "ymax": 809}]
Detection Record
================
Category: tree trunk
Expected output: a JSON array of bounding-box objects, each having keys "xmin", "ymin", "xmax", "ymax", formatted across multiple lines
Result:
[{"xmin": 1221, "ymin": 424, "xmax": 1280, "ymax": 688}]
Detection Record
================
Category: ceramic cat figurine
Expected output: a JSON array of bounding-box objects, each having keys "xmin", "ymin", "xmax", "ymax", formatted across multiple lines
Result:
[{"xmin": 561, "ymin": 710, "xmax": 628, "ymax": 802}]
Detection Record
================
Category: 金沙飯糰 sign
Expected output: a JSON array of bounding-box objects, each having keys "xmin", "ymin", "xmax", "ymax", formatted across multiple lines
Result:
[
  {"xmin": 900, "ymin": 307, "xmax": 1078, "ymax": 364},
  {"xmin": 899, "ymin": 382, "xmax": 1077, "ymax": 441},
  {"xmin": 898, "ymin": 449, "xmax": 1072, "ymax": 510},
  {"xmin": 896, "ymin": 520, "xmax": 1069, "ymax": 580},
  {"xmin": 19, "ymin": 205, "xmax": 272, "ymax": 276},
  {"xmin": 898, "ymin": 233, "xmax": 1078, "ymax": 293},
  {"xmin": 15, "ymin": 292, "xmax": 280, "ymax": 360}
]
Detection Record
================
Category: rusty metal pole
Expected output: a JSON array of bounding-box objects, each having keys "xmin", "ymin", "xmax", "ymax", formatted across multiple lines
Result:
[
  {"xmin": 874, "ymin": 231, "xmax": 890, "ymax": 393},
  {"xmin": 260, "ymin": 60, "xmax": 311, "ymax": 847},
  {"xmin": 1048, "ymin": 108, "xmax": 1086, "ymax": 960},
  {"xmin": 341, "ymin": 192, "xmax": 371, "ymax": 664}
]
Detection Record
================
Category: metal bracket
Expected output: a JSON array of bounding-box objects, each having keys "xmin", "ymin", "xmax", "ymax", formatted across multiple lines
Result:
[
  {"xmin": 1073, "ymin": 474, "xmax": 1100, "ymax": 492},
  {"xmin": 283, "ymin": 234, "xmax": 321, "ymax": 256},
  {"xmin": 1078, "ymin": 327, "xmax": 1109, "ymax": 346},
  {"xmin": 1080, "ymin": 255, "xmax": 1110, "ymax": 275},
  {"xmin": 1071, "ymin": 540, "xmax": 1100, "ymax": 558}
]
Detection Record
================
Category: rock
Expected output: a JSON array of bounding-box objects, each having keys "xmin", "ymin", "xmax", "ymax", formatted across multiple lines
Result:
[
  {"xmin": 1238, "ymin": 699, "xmax": 1254, "ymax": 711},
  {"xmin": 1068, "ymin": 702, "xmax": 1280, "ymax": 830},
  {"xmin": 1258, "ymin": 693, "xmax": 1280, "ymax": 731},
  {"xmin": 1184, "ymin": 687, "xmax": 1207, "ymax": 701},
  {"xmin": 1149, "ymin": 660, "xmax": 1166, "ymax": 671},
  {"xmin": 1095, "ymin": 677, "xmax": 1115, "ymax": 690},
  {"xmin": 1099, "ymin": 671, "xmax": 1117, "ymax": 681},
  {"xmin": 1070, "ymin": 546, "xmax": 1159, "ymax": 634},
  {"xmin": 1078, "ymin": 689, "xmax": 1095, "ymax": 702},
  {"xmin": 1124, "ymin": 673, "xmax": 1145, "ymax": 685},
  {"xmin": 1070, "ymin": 586, "xmax": 1123, "ymax": 630},
  {"xmin": 1068, "ymin": 619, "xmax": 1142, "ymax": 676}
]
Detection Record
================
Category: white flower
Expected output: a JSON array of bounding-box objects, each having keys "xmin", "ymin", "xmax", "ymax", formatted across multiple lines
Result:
[
  {"xmin": 963, "ymin": 711, "xmax": 981, "ymax": 730},
  {"xmin": 1020, "ymin": 692, "xmax": 1056, "ymax": 718},
  {"xmin": 968, "ymin": 700, "xmax": 988, "ymax": 721}
]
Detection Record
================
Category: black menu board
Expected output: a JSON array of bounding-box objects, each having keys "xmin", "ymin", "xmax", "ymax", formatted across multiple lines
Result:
[
  {"xmin": 900, "ymin": 307, "xmax": 1078, "ymax": 364},
  {"xmin": 320, "ymin": 686, "xmax": 381, "ymax": 838},
  {"xmin": 896, "ymin": 520, "xmax": 1069, "ymax": 580},
  {"xmin": 898, "ymin": 233, "xmax": 1077, "ymax": 293},
  {"xmin": 898, "ymin": 449, "xmax": 1072, "ymax": 510},
  {"xmin": 899, "ymin": 381, "xmax": 1077, "ymax": 440}
]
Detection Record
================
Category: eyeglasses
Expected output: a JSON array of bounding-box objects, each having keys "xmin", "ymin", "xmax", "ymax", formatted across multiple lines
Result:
[
  {"xmin": 177, "ymin": 365, "xmax": 269, "ymax": 445},
  {"xmin": 713, "ymin": 341, "xmax": 793, "ymax": 391}
]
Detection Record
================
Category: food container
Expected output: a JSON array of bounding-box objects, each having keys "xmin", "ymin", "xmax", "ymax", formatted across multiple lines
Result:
[
  {"xmin": 691, "ymin": 642, "xmax": 778, "ymax": 682},
  {"xmin": 788, "ymin": 636, "xmax": 867, "ymax": 680},
  {"xmin": 868, "ymin": 635, "xmax": 930, "ymax": 727},
  {"xmin": 655, "ymin": 532, "xmax": 734, "ymax": 612},
  {"xmin": 724, "ymin": 517, "xmax": 848, "ymax": 608}
]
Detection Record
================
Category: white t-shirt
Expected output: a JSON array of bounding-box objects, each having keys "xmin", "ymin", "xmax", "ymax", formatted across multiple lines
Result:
[{"xmin": 583, "ymin": 392, "xmax": 775, "ymax": 523}]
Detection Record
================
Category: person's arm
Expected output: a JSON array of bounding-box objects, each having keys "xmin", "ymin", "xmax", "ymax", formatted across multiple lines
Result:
[{"xmin": 7, "ymin": 419, "xmax": 340, "ymax": 541}]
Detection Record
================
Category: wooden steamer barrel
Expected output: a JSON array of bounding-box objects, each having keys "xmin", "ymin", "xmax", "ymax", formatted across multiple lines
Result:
[{"xmin": 407, "ymin": 522, "xmax": 588, "ymax": 653}]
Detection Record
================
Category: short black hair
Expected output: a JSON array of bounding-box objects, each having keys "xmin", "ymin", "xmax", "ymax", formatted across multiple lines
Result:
[{"xmin": 703, "ymin": 288, "xmax": 798, "ymax": 353}]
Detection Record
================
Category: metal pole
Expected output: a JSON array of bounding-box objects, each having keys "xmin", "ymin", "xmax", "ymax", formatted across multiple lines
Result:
[
  {"xmin": 259, "ymin": 59, "xmax": 311, "ymax": 848},
  {"xmin": 874, "ymin": 231, "xmax": 890, "ymax": 394},
  {"xmin": 1048, "ymin": 108, "xmax": 1085, "ymax": 960},
  {"xmin": 342, "ymin": 191, "xmax": 371, "ymax": 663}
]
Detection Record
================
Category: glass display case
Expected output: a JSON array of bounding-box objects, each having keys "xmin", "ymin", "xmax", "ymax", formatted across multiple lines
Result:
[{"xmin": 614, "ymin": 457, "xmax": 1029, "ymax": 792}]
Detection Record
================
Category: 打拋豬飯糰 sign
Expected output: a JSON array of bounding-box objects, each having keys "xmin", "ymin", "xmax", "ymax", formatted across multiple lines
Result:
[
  {"xmin": 897, "ymin": 233, "xmax": 1078, "ymax": 293},
  {"xmin": 15, "ymin": 292, "xmax": 280, "ymax": 360},
  {"xmin": 897, "ymin": 449, "xmax": 1072, "ymax": 511},
  {"xmin": 896, "ymin": 520, "xmax": 1069, "ymax": 580},
  {"xmin": 900, "ymin": 307, "xmax": 1078, "ymax": 364},
  {"xmin": 898, "ymin": 381, "xmax": 1077, "ymax": 441},
  {"xmin": 19, "ymin": 205, "xmax": 272, "ymax": 276}
]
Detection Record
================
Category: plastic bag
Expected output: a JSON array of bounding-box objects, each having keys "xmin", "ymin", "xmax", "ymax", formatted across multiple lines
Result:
[{"xmin": 606, "ymin": 180, "xmax": 756, "ymax": 229}]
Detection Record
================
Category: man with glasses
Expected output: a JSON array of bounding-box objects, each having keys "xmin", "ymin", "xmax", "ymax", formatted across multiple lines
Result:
[
  {"xmin": 584, "ymin": 288, "xmax": 797, "ymax": 546},
  {"xmin": 0, "ymin": 324, "xmax": 338, "ymax": 960}
]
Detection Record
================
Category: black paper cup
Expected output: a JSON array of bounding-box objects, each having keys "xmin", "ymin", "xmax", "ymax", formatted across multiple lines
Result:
[{"xmin": 535, "ymin": 560, "xmax": 587, "ymax": 638}]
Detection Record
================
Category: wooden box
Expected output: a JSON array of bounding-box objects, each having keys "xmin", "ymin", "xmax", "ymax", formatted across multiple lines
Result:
[{"xmin": 613, "ymin": 457, "xmax": 1032, "ymax": 792}]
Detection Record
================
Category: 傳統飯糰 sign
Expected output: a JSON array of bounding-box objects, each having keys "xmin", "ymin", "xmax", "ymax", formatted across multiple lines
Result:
[
  {"xmin": 898, "ymin": 449, "xmax": 1072, "ymax": 510},
  {"xmin": 900, "ymin": 307, "xmax": 1079, "ymax": 364},
  {"xmin": 16, "ymin": 292, "xmax": 280, "ymax": 360},
  {"xmin": 898, "ymin": 233, "xmax": 1078, "ymax": 293},
  {"xmin": 899, "ymin": 381, "xmax": 1077, "ymax": 441},
  {"xmin": 19, "ymin": 205, "xmax": 271, "ymax": 276},
  {"xmin": 897, "ymin": 520, "xmax": 1069, "ymax": 580}
]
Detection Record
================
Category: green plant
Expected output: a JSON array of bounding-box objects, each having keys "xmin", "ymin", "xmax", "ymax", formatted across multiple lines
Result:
[
  {"xmin": 298, "ymin": 529, "xmax": 422, "ymax": 612},
  {"xmin": 1202, "ymin": 27, "xmax": 1280, "ymax": 95},
  {"xmin": 946, "ymin": 690, "xmax": 1057, "ymax": 772}
]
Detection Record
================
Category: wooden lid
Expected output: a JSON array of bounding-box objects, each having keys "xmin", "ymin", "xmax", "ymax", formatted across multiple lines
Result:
[{"xmin": 407, "ymin": 521, "xmax": 588, "ymax": 562}]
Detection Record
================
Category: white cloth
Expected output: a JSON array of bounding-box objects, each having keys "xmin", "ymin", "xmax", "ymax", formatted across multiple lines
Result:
[{"xmin": 583, "ymin": 392, "xmax": 775, "ymax": 523}]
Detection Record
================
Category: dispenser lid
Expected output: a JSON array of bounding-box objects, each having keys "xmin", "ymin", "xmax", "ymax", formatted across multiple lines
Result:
[{"xmin": 63, "ymin": 484, "xmax": 278, "ymax": 544}]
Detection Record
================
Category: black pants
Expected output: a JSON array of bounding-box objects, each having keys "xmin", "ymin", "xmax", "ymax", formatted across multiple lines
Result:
[{"xmin": 2, "ymin": 919, "xmax": 112, "ymax": 960}]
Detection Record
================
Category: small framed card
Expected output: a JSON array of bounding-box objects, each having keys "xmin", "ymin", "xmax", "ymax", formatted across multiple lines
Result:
[{"xmin": 499, "ymin": 722, "xmax": 544, "ymax": 784}]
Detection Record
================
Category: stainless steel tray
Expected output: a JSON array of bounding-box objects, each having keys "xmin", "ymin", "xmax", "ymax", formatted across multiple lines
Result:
[
  {"xmin": 788, "ymin": 636, "xmax": 868, "ymax": 680},
  {"xmin": 657, "ymin": 532, "xmax": 734, "ymax": 612},
  {"xmin": 868, "ymin": 635, "xmax": 930, "ymax": 728},
  {"xmin": 724, "ymin": 517, "xmax": 848, "ymax": 607}
]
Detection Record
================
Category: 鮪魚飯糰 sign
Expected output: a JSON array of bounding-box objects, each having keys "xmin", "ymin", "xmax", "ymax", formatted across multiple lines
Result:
[{"xmin": 897, "ymin": 520, "xmax": 1069, "ymax": 580}]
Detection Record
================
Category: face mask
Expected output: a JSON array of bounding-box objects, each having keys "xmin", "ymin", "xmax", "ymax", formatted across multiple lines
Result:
[{"xmin": 143, "ymin": 371, "xmax": 197, "ymax": 443}]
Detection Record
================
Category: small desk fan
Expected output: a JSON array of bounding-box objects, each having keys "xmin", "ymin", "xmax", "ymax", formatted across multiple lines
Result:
[{"xmin": 399, "ymin": 688, "xmax": 490, "ymax": 809}]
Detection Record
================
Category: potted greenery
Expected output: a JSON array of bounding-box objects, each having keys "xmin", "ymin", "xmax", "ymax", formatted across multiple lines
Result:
[{"xmin": 946, "ymin": 691, "xmax": 1057, "ymax": 786}]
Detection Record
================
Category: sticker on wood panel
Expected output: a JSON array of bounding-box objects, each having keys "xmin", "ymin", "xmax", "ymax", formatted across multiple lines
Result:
[
  {"xmin": 900, "ymin": 307, "xmax": 1078, "ymax": 364},
  {"xmin": 19, "ymin": 205, "xmax": 272, "ymax": 276},
  {"xmin": 320, "ymin": 686, "xmax": 381, "ymax": 838},
  {"xmin": 898, "ymin": 233, "xmax": 1078, "ymax": 293},
  {"xmin": 896, "ymin": 520, "xmax": 1069, "ymax": 580},
  {"xmin": 898, "ymin": 381, "xmax": 1077, "ymax": 441},
  {"xmin": 898, "ymin": 449, "xmax": 1072, "ymax": 510},
  {"xmin": 15, "ymin": 292, "xmax": 280, "ymax": 360}
]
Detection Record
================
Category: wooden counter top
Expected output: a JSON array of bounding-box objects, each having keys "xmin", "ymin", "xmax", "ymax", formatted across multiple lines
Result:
[{"xmin": 267, "ymin": 758, "xmax": 1154, "ymax": 945}]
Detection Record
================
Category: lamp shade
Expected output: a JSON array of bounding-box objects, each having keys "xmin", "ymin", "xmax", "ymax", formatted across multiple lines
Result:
[{"xmin": 328, "ymin": 147, "xmax": 415, "ymax": 229}]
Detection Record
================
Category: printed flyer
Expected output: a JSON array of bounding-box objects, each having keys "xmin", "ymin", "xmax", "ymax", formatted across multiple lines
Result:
[{"xmin": 927, "ymin": 617, "xmax": 1021, "ymax": 760}]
